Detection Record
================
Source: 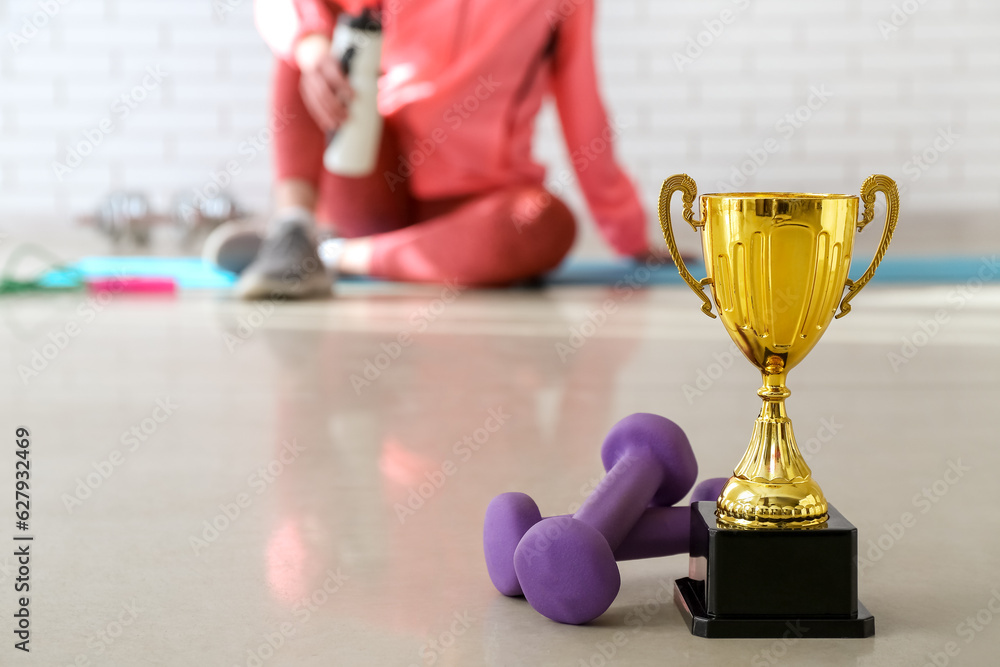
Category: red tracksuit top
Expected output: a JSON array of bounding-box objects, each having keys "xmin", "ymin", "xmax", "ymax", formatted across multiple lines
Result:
[{"xmin": 255, "ymin": 0, "xmax": 648, "ymax": 256}]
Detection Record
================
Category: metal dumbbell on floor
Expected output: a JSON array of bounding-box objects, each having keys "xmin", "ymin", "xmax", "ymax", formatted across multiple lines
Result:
[
  {"xmin": 508, "ymin": 413, "xmax": 699, "ymax": 625},
  {"xmin": 173, "ymin": 191, "xmax": 245, "ymax": 248},
  {"xmin": 86, "ymin": 190, "xmax": 247, "ymax": 249},
  {"xmin": 94, "ymin": 191, "xmax": 154, "ymax": 246}
]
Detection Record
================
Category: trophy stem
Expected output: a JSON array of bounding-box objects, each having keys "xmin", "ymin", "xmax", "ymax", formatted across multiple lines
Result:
[{"xmin": 716, "ymin": 372, "xmax": 829, "ymax": 528}]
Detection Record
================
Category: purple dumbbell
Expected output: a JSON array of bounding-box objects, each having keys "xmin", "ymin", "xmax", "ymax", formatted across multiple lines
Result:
[
  {"xmin": 512, "ymin": 413, "xmax": 699, "ymax": 625},
  {"xmin": 484, "ymin": 477, "xmax": 728, "ymax": 597}
]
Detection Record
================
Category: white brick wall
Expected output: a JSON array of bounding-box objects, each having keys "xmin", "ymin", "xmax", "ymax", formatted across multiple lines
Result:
[{"xmin": 0, "ymin": 0, "xmax": 997, "ymax": 256}]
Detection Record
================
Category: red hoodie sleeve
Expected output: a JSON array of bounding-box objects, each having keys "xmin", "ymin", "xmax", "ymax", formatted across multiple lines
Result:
[
  {"xmin": 293, "ymin": 0, "xmax": 339, "ymax": 39},
  {"xmin": 550, "ymin": 0, "xmax": 648, "ymax": 257},
  {"xmin": 254, "ymin": 0, "xmax": 341, "ymax": 63}
]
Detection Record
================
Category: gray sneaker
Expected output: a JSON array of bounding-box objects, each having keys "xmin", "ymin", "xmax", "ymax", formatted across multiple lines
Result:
[
  {"xmin": 234, "ymin": 221, "xmax": 332, "ymax": 300},
  {"xmin": 202, "ymin": 220, "xmax": 264, "ymax": 275}
]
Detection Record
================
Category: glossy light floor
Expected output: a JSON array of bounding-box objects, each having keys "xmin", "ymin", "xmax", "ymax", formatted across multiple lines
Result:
[{"xmin": 1, "ymin": 280, "xmax": 998, "ymax": 666}]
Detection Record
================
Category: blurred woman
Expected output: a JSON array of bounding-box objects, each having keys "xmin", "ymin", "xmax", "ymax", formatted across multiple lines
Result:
[{"xmin": 227, "ymin": 0, "xmax": 649, "ymax": 298}]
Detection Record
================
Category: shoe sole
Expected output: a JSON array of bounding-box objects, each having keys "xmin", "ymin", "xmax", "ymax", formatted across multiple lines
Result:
[{"xmin": 234, "ymin": 271, "xmax": 334, "ymax": 300}]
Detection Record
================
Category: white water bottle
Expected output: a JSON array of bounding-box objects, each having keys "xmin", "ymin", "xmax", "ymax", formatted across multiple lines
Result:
[{"xmin": 324, "ymin": 10, "xmax": 383, "ymax": 177}]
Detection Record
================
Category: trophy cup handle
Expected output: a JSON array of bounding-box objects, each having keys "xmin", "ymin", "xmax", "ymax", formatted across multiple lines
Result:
[
  {"xmin": 836, "ymin": 174, "xmax": 899, "ymax": 319},
  {"xmin": 658, "ymin": 174, "xmax": 715, "ymax": 318}
]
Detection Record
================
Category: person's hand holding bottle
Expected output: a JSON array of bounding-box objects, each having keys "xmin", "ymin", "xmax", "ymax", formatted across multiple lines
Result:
[{"xmin": 295, "ymin": 33, "xmax": 354, "ymax": 132}]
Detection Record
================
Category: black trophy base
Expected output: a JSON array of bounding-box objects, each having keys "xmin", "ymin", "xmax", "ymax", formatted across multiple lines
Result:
[
  {"xmin": 675, "ymin": 501, "xmax": 875, "ymax": 639},
  {"xmin": 674, "ymin": 577, "xmax": 875, "ymax": 639}
]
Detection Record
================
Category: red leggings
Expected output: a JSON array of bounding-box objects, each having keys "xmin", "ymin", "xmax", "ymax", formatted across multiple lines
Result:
[{"xmin": 271, "ymin": 59, "xmax": 576, "ymax": 286}]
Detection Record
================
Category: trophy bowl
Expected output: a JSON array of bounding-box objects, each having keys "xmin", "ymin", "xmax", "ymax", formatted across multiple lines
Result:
[{"xmin": 659, "ymin": 174, "xmax": 899, "ymax": 528}]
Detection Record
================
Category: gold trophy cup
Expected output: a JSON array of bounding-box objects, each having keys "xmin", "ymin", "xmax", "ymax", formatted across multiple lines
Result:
[{"xmin": 659, "ymin": 174, "xmax": 899, "ymax": 528}]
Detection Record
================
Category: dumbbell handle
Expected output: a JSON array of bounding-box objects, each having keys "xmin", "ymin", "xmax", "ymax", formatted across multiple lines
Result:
[
  {"xmin": 546, "ymin": 505, "xmax": 688, "ymax": 561},
  {"xmin": 615, "ymin": 505, "xmax": 689, "ymax": 560},
  {"xmin": 574, "ymin": 448, "xmax": 664, "ymax": 551}
]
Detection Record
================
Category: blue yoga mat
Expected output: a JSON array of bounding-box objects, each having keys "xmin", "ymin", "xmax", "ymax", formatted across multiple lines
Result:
[
  {"xmin": 544, "ymin": 256, "xmax": 994, "ymax": 285},
  {"xmin": 68, "ymin": 257, "xmax": 235, "ymax": 289},
  {"xmin": 57, "ymin": 255, "xmax": 994, "ymax": 290}
]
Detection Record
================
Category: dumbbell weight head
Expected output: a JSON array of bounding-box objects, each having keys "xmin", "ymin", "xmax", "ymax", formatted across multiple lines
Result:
[
  {"xmin": 599, "ymin": 412, "xmax": 698, "ymax": 510},
  {"xmin": 174, "ymin": 191, "xmax": 243, "ymax": 247},
  {"xmin": 514, "ymin": 517, "xmax": 617, "ymax": 624},
  {"xmin": 95, "ymin": 191, "xmax": 152, "ymax": 245},
  {"xmin": 484, "ymin": 492, "xmax": 542, "ymax": 597}
]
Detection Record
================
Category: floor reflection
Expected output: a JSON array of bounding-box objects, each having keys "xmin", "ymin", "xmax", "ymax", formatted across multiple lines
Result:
[{"xmin": 257, "ymin": 289, "xmax": 647, "ymax": 648}]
